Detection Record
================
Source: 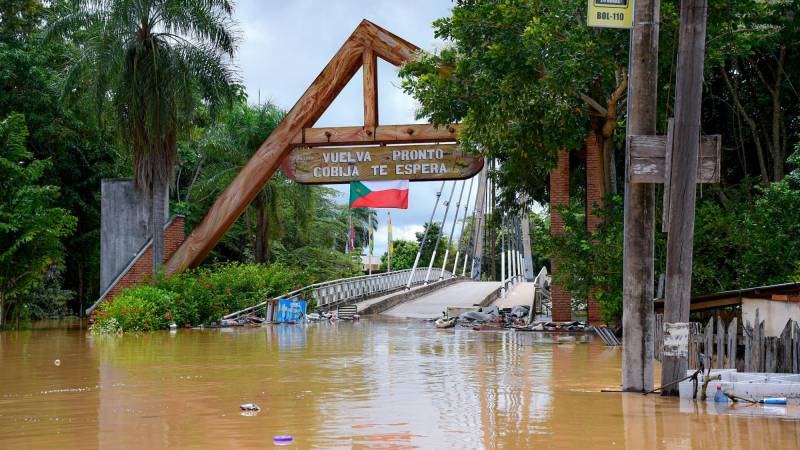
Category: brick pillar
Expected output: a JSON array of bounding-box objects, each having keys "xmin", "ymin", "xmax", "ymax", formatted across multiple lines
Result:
[
  {"xmin": 585, "ymin": 132, "xmax": 603, "ymax": 324},
  {"xmin": 90, "ymin": 216, "xmax": 185, "ymax": 321},
  {"xmin": 550, "ymin": 150, "xmax": 571, "ymax": 322}
]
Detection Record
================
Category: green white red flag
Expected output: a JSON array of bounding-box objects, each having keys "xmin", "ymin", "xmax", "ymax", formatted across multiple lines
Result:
[{"xmin": 349, "ymin": 180, "xmax": 409, "ymax": 209}]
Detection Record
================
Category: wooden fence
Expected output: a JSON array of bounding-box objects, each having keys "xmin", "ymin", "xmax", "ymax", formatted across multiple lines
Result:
[{"xmin": 654, "ymin": 310, "xmax": 800, "ymax": 374}]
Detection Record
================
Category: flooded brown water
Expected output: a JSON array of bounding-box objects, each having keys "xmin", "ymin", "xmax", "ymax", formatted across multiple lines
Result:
[{"xmin": 1, "ymin": 319, "xmax": 799, "ymax": 449}]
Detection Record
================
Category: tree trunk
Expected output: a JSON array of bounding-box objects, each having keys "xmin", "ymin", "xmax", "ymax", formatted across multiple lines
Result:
[
  {"xmin": 254, "ymin": 195, "xmax": 267, "ymax": 263},
  {"xmin": 151, "ymin": 176, "xmax": 167, "ymax": 278}
]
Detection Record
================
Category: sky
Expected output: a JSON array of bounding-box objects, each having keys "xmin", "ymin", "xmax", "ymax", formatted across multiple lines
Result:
[{"xmin": 232, "ymin": 0, "xmax": 481, "ymax": 257}]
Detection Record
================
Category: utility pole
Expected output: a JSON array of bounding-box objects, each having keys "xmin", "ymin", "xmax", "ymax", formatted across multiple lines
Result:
[
  {"xmin": 661, "ymin": 0, "xmax": 709, "ymax": 396},
  {"xmin": 622, "ymin": 0, "xmax": 660, "ymax": 392}
]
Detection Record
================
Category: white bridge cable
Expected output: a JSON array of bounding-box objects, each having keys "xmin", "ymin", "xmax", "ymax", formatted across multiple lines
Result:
[
  {"xmin": 439, "ymin": 179, "xmax": 467, "ymax": 280},
  {"xmin": 452, "ymin": 176, "xmax": 475, "ymax": 274},
  {"xmin": 425, "ymin": 180, "xmax": 457, "ymax": 284},
  {"xmin": 406, "ymin": 180, "xmax": 446, "ymax": 289}
]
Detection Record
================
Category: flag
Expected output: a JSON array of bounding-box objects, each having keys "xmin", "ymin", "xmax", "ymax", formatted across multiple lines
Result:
[
  {"xmin": 368, "ymin": 220, "xmax": 374, "ymax": 254},
  {"xmin": 349, "ymin": 180, "xmax": 409, "ymax": 209}
]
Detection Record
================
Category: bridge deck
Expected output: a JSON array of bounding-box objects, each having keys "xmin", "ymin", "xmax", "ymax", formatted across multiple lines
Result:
[
  {"xmin": 492, "ymin": 282, "xmax": 535, "ymax": 309},
  {"xmin": 381, "ymin": 281, "xmax": 502, "ymax": 319}
]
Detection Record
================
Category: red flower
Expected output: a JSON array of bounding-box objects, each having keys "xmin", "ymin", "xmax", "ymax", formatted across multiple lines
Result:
[
  {"xmin": 205, "ymin": 284, "xmax": 210, "ymax": 289},
  {"xmin": 164, "ymin": 314, "xmax": 173, "ymax": 319},
  {"xmin": 101, "ymin": 311, "xmax": 108, "ymax": 318}
]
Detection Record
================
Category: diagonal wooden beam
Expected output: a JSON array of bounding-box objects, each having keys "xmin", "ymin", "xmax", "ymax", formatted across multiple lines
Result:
[{"xmin": 164, "ymin": 20, "xmax": 422, "ymax": 274}]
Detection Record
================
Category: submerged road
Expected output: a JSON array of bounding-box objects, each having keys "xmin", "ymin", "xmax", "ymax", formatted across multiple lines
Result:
[{"xmin": 381, "ymin": 281, "xmax": 502, "ymax": 319}]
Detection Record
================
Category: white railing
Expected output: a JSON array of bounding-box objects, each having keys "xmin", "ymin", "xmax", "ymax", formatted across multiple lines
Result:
[{"xmin": 224, "ymin": 268, "xmax": 453, "ymax": 321}]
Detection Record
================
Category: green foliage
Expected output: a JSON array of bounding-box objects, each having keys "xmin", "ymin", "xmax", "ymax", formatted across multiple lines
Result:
[
  {"xmin": 0, "ymin": 113, "xmax": 77, "ymax": 328},
  {"xmin": 91, "ymin": 286, "xmax": 175, "ymax": 332},
  {"xmin": 92, "ymin": 263, "xmax": 311, "ymax": 332},
  {"xmin": 1, "ymin": 2, "xmax": 123, "ymax": 312},
  {"xmin": 401, "ymin": 0, "xmax": 629, "ymax": 205},
  {"xmin": 381, "ymin": 240, "xmax": 419, "ymax": 271},
  {"xmin": 538, "ymin": 149, "xmax": 800, "ymax": 324}
]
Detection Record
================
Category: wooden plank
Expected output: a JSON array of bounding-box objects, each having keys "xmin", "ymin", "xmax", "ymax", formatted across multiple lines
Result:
[
  {"xmin": 662, "ymin": 119, "xmax": 675, "ymax": 232},
  {"xmin": 704, "ymin": 317, "xmax": 714, "ymax": 370},
  {"xmin": 726, "ymin": 318, "xmax": 737, "ymax": 369},
  {"xmin": 628, "ymin": 132, "xmax": 721, "ymax": 184},
  {"xmin": 362, "ymin": 48, "xmax": 378, "ymax": 127},
  {"xmin": 765, "ymin": 337, "xmax": 778, "ymax": 373},
  {"xmin": 281, "ymin": 143, "xmax": 483, "ymax": 184},
  {"xmin": 744, "ymin": 320, "xmax": 753, "ymax": 372},
  {"xmin": 164, "ymin": 20, "xmax": 421, "ymax": 274},
  {"xmin": 292, "ymin": 124, "xmax": 461, "ymax": 147},
  {"xmin": 716, "ymin": 316, "xmax": 725, "ymax": 369},
  {"xmin": 793, "ymin": 321, "xmax": 800, "ymax": 374},
  {"xmin": 778, "ymin": 320, "xmax": 793, "ymax": 373}
]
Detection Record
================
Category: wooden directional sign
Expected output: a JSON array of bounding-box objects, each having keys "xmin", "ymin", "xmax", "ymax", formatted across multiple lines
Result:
[
  {"xmin": 627, "ymin": 119, "xmax": 722, "ymax": 231},
  {"xmin": 281, "ymin": 143, "xmax": 483, "ymax": 184}
]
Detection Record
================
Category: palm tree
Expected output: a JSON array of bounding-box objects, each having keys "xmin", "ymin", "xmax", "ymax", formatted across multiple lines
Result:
[
  {"xmin": 185, "ymin": 102, "xmax": 318, "ymax": 263},
  {"xmin": 50, "ymin": 0, "xmax": 239, "ymax": 275}
]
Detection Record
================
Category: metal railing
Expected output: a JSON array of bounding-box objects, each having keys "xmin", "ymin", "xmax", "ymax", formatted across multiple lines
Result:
[{"xmin": 224, "ymin": 267, "xmax": 453, "ymax": 321}]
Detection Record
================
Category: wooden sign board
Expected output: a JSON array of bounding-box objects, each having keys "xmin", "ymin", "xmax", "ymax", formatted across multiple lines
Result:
[
  {"xmin": 281, "ymin": 143, "xmax": 483, "ymax": 184},
  {"xmin": 626, "ymin": 134, "xmax": 721, "ymax": 184},
  {"xmin": 587, "ymin": 0, "xmax": 634, "ymax": 29}
]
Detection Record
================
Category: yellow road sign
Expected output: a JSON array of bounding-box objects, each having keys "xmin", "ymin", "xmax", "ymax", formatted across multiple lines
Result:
[{"xmin": 587, "ymin": 0, "xmax": 634, "ymax": 29}]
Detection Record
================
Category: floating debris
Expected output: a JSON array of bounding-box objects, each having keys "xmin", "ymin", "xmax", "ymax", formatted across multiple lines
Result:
[
  {"xmin": 273, "ymin": 435, "xmax": 293, "ymax": 446},
  {"xmin": 239, "ymin": 403, "xmax": 260, "ymax": 411}
]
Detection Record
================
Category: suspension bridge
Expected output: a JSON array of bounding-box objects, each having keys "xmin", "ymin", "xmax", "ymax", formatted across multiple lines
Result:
[{"xmin": 224, "ymin": 163, "xmax": 547, "ymax": 322}]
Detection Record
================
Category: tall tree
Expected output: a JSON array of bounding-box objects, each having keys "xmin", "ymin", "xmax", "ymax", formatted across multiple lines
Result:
[
  {"xmin": 180, "ymin": 102, "xmax": 319, "ymax": 263},
  {"xmin": 50, "ymin": 0, "xmax": 240, "ymax": 276},
  {"xmin": 0, "ymin": 114, "xmax": 76, "ymax": 328}
]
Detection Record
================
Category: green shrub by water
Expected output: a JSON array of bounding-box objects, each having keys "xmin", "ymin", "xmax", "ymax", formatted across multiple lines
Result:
[{"xmin": 91, "ymin": 263, "xmax": 310, "ymax": 333}]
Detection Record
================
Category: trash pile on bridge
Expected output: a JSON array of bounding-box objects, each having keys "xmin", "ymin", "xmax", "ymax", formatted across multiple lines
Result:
[{"xmin": 434, "ymin": 305, "xmax": 587, "ymax": 332}]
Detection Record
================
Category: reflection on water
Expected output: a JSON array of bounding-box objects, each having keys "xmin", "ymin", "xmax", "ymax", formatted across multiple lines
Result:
[{"xmin": 1, "ymin": 320, "xmax": 799, "ymax": 449}]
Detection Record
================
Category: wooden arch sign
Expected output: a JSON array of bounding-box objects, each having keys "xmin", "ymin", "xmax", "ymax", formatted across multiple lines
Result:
[{"xmin": 164, "ymin": 20, "xmax": 463, "ymax": 274}]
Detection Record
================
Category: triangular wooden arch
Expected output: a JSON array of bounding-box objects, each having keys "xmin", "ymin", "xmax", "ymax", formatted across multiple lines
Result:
[{"xmin": 165, "ymin": 20, "xmax": 460, "ymax": 274}]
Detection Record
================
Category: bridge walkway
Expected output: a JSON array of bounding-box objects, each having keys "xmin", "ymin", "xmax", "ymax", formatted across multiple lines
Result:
[{"xmin": 380, "ymin": 281, "xmax": 502, "ymax": 319}]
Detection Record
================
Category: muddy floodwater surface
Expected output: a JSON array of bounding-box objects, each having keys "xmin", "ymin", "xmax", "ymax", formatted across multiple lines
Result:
[{"xmin": 1, "ymin": 319, "xmax": 799, "ymax": 449}]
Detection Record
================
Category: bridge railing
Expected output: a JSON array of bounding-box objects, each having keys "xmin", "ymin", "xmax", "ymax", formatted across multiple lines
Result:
[{"xmin": 223, "ymin": 267, "xmax": 453, "ymax": 321}]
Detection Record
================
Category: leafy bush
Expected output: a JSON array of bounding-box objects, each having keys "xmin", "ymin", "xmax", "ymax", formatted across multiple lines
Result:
[
  {"xmin": 91, "ymin": 286, "xmax": 176, "ymax": 332},
  {"xmin": 91, "ymin": 263, "xmax": 310, "ymax": 332}
]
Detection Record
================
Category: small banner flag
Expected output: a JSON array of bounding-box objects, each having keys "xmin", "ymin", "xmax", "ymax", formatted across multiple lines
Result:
[
  {"xmin": 388, "ymin": 212, "xmax": 393, "ymax": 254},
  {"xmin": 368, "ymin": 221, "xmax": 374, "ymax": 254},
  {"xmin": 349, "ymin": 180, "xmax": 409, "ymax": 209}
]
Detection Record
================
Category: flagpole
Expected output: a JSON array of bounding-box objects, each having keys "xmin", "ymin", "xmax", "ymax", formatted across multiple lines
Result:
[
  {"xmin": 368, "ymin": 212, "xmax": 373, "ymax": 276},
  {"xmin": 387, "ymin": 211, "xmax": 393, "ymax": 273}
]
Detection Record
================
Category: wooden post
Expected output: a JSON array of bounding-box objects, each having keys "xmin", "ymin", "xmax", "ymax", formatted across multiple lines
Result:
[
  {"xmin": 622, "ymin": 0, "xmax": 660, "ymax": 392},
  {"xmin": 660, "ymin": 0, "xmax": 709, "ymax": 396},
  {"xmin": 363, "ymin": 48, "xmax": 378, "ymax": 127}
]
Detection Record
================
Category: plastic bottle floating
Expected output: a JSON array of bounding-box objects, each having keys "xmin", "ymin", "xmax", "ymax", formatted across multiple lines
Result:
[
  {"xmin": 760, "ymin": 397, "xmax": 788, "ymax": 405},
  {"xmin": 239, "ymin": 403, "xmax": 260, "ymax": 411},
  {"xmin": 273, "ymin": 435, "xmax": 293, "ymax": 446}
]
